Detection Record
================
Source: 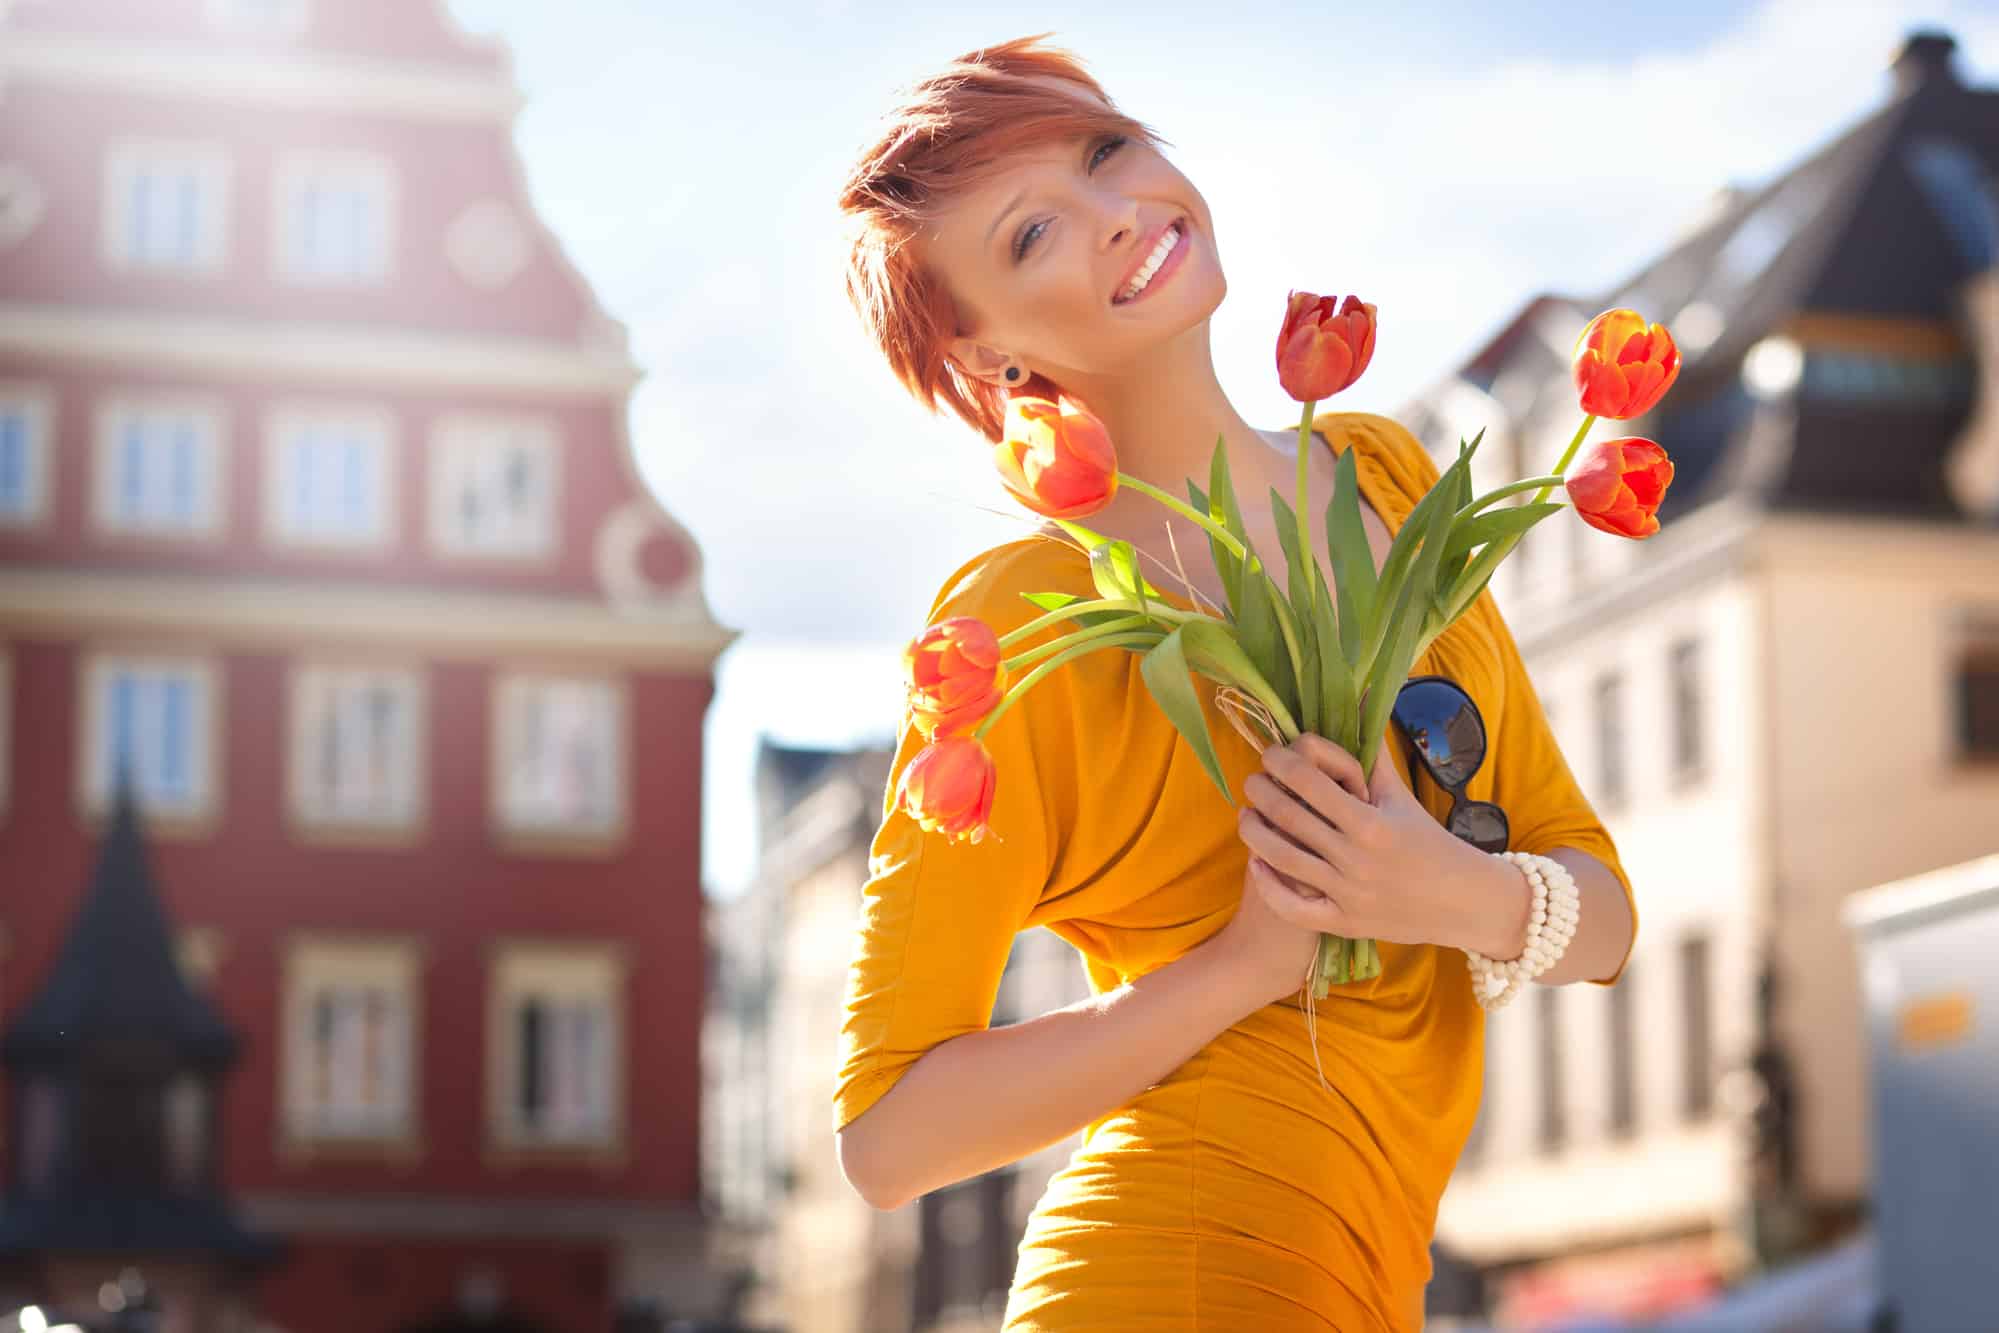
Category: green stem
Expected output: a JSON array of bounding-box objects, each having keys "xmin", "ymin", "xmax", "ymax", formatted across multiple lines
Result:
[
  {"xmin": 973, "ymin": 631, "xmax": 1163, "ymax": 740},
  {"xmin": 1001, "ymin": 614, "xmax": 1153, "ymax": 673},
  {"xmin": 1457, "ymin": 474, "xmax": 1567, "ymax": 521},
  {"xmin": 1530, "ymin": 416, "xmax": 1596, "ymax": 507},
  {"xmin": 1119, "ymin": 474, "xmax": 1250, "ymax": 561},
  {"xmin": 1296, "ymin": 399, "xmax": 1317, "ymax": 548},
  {"xmin": 997, "ymin": 596, "xmax": 1193, "ymax": 650}
]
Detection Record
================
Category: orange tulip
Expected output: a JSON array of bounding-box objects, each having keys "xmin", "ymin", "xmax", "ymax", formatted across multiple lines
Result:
[
  {"xmin": 994, "ymin": 396, "xmax": 1118, "ymax": 520},
  {"xmin": 1565, "ymin": 438, "xmax": 1674, "ymax": 539},
  {"xmin": 1276, "ymin": 291, "xmax": 1376, "ymax": 402},
  {"xmin": 1572, "ymin": 309, "xmax": 1680, "ymax": 420},
  {"xmin": 895, "ymin": 735, "xmax": 998, "ymax": 845},
  {"xmin": 903, "ymin": 616, "xmax": 1007, "ymax": 740}
]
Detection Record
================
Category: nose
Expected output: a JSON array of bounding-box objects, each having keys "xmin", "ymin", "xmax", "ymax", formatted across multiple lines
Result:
[{"xmin": 1096, "ymin": 190, "xmax": 1140, "ymax": 253}]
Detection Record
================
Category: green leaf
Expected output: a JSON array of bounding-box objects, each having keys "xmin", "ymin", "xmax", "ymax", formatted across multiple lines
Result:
[
  {"xmin": 1234, "ymin": 566, "xmax": 1295, "ymax": 713},
  {"xmin": 1441, "ymin": 501, "xmax": 1563, "ymax": 565},
  {"xmin": 1089, "ymin": 539, "xmax": 1155, "ymax": 618},
  {"xmin": 1019, "ymin": 590, "xmax": 1081, "ymax": 613},
  {"xmin": 1188, "ymin": 480, "xmax": 1242, "ymax": 618},
  {"xmin": 1267, "ymin": 489, "xmax": 1320, "ymax": 735},
  {"xmin": 1208, "ymin": 434, "xmax": 1251, "ymax": 550},
  {"xmin": 1309, "ymin": 573, "xmax": 1354, "ymax": 746},
  {"xmin": 1326, "ymin": 447, "xmax": 1377, "ymax": 665},
  {"xmin": 1139, "ymin": 627, "xmax": 1233, "ymax": 803},
  {"xmin": 1358, "ymin": 458, "xmax": 1469, "ymax": 772},
  {"xmin": 1051, "ymin": 516, "xmax": 1112, "ymax": 552}
]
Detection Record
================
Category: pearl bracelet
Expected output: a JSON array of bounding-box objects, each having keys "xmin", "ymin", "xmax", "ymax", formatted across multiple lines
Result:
[{"xmin": 1464, "ymin": 851, "xmax": 1579, "ymax": 1011}]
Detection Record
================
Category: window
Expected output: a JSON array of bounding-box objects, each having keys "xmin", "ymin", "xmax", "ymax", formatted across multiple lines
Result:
[
  {"xmin": 0, "ymin": 388, "xmax": 52, "ymax": 527},
  {"xmin": 289, "ymin": 666, "xmax": 424, "ymax": 831},
  {"xmin": 492, "ymin": 673, "xmax": 625, "ymax": 840},
  {"xmin": 1594, "ymin": 672, "xmax": 1625, "ymax": 808},
  {"xmin": 1536, "ymin": 985, "xmax": 1566, "ymax": 1154},
  {"xmin": 429, "ymin": 416, "xmax": 559, "ymax": 560},
  {"xmin": 79, "ymin": 654, "xmax": 219, "ymax": 821},
  {"xmin": 275, "ymin": 153, "xmax": 394, "ymax": 284},
  {"xmin": 103, "ymin": 143, "xmax": 229, "ymax": 272},
  {"xmin": 281, "ymin": 934, "xmax": 421, "ymax": 1148},
  {"xmin": 1669, "ymin": 638, "xmax": 1705, "ymax": 783},
  {"xmin": 1681, "ymin": 934, "xmax": 1714, "ymax": 1121},
  {"xmin": 266, "ymin": 407, "xmax": 395, "ymax": 548},
  {"xmin": 1607, "ymin": 961, "xmax": 1638, "ymax": 1139},
  {"xmin": 1956, "ymin": 621, "xmax": 1999, "ymax": 760},
  {"xmin": 0, "ymin": 649, "xmax": 10, "ymax": 819},
  {"xmin": 94, "ymin": 399, "xmax": 226, "ymax": 539},
  {"xmin": 489, "ymin": 941, "xmax": 626, "ymax": 1150}
]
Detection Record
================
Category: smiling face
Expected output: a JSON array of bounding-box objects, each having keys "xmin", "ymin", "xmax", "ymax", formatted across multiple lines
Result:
[{"xmin": 920, "ymin": 88, "xmax": 1227, "ymax": 387}]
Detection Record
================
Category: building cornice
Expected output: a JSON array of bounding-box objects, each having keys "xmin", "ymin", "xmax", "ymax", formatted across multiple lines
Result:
[
  {"xmin": 1506, "ymin": 498, "xmax": 1999, "ymax": 653},
  {"xmin": 0, "ymin": 302, "xmax": 641, "ymax": 394},
  {"xmin": 0, "ymin": 28, "xmax": 522, "ymax": 121},
  {"xmin": 0, "ymin": 566, "xmax": 738, "ymax": 670}
]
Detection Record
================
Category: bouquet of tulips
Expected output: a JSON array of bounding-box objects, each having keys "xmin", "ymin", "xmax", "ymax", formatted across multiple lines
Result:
[{"xmin": 896, "ymin": 297, "xmax": 1679, "ymax": 1000}]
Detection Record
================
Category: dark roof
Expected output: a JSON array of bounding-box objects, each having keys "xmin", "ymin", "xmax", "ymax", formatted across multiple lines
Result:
[
  {"xmin": 1, "ymin": 776, "xmax": 239, "ymax": 1069},
  {"xmin": 1423, "ymin": 29, "xmax": 1995, "ymax": 522}
]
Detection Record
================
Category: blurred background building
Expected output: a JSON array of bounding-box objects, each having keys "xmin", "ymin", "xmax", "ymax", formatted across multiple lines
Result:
[
  {"xmin": 1401, "ymin": 29, "xmax": 1999, "ymax": 1328},
  {"xmin": 0, "ymin": 1, "xmax": 735, "ymax": 1329}
]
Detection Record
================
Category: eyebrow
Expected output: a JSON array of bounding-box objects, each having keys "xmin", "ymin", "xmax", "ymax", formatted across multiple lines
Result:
[{"xmin": 986, "ymin": 188, "xmax": 1027, "ymax": 250}]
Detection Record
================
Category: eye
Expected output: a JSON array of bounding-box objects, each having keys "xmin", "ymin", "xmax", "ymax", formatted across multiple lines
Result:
[{"xmin": 1013, "ymin": 135, "xmax": 1131, "ymax": 262}]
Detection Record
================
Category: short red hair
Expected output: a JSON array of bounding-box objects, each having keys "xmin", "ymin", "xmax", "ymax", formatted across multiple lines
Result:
[{"xmin": 838, "ymin": 34, "xmax": 1166, "ymax": 442}]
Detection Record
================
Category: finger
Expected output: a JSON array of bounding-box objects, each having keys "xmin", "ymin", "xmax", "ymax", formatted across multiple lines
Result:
[
  {"xmin": 1239, "ymin": 808, "xmax": 1337, "ymax": 891},
  {"xmin": 1244, "ymin": 772, "xmax": 1355, "ymax": 869},
  {"xmin": 1263, "ymin": 742, "xmax": 1374, "ymax": 831},
  {"xmin": 1251, "ymin": 857, "xmax": 1351, "ymax": 934}
]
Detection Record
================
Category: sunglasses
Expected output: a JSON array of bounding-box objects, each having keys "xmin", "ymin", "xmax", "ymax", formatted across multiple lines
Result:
[{"xmin": 1390, "ymin": 674, "xmax": 1511, "ymax": 855}]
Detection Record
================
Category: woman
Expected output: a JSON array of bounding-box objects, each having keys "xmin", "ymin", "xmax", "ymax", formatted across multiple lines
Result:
[{"xmin": 832, "ymin": 34, "xmax": 1638, "ymax": 1331}]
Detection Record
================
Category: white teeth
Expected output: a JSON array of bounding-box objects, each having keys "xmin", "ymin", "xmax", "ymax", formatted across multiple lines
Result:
[{"xmin": 1118, "ymin": 223, "xmax": 1181, "ymax": 302}]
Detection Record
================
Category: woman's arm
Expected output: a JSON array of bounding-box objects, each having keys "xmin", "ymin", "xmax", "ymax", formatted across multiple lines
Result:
[
  {"xmin": 1435, "ymin": 844, "xmax": 1636, "ymax": 986},
  {"xmin": 837, "ymin": 924, "xmax": 1278, "ymax": 1212}
]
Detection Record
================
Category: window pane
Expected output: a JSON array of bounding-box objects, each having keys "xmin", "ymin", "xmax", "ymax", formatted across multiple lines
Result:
[
  {"xmin": 1595, "ymin": 672, "xmax": 1625, "ymax": 807},
  {"xmin": 1681, "ymin": 936, "xmax": 1714, "ymax": 1121},
  {"xmin": 1957, "ymin": 649, "xmax": 1999, "ymax": 757},
  {"xmin": 1537, "ymin": 986, "xmax": 1566, "ymax": 1153},
  {"xmin": 1608, "ymin": 963, "xmax": 1638, "ymax": 1137},
  {"xmin": 1671, "ymin": 639, "xmax": 1704, "ymax": 779}
]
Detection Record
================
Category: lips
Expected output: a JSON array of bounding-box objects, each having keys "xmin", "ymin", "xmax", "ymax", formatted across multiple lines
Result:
[{"xmin": 1112, "ymin": 216, "xmax": 1185, "ymax": 306}]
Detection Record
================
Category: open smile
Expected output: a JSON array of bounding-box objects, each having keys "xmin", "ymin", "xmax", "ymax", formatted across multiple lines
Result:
[{"xmin": 1112, "ymin": 218, "xmax": 1189, "ymax": 306}]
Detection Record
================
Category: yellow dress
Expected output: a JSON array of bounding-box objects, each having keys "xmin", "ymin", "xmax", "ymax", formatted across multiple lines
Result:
[{"xmin": 834, "ymin": 412, "xmax": 1636, "ymax": 1331}]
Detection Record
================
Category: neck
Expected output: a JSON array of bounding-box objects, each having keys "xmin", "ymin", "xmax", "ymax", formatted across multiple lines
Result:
[{"xmin": 1051, "ymin": 320, "xmax": 1290, "ymax": 501}]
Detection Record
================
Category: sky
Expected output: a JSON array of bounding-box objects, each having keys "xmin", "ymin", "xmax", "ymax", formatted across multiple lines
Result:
[{"xmin": 442, "ymin": 0, "xmax": 1999, "ymax": 901}]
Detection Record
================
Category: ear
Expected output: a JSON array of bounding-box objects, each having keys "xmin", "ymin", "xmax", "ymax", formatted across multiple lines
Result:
[{"xmin": 947, "ymin": 336, "xmax": 1013, "ymax": 387}]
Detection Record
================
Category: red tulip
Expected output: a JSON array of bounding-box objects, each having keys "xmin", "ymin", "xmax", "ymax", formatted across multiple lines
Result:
[
  {"xmin": 994, "ymin": 396, "xmax": 1118, "ymax": 520},
  {"xmin": 1566, "ymin": 438, "xmax": 1674, "ymax": 539},
  {"xmin": 903, "ymin": 617, "xmax": 1006, "ymax": 741},
  {"xmin": 1572, "ymin": 309, "xmax": 1680, "ymax": 420},
  {"xmin": 1276, "ymin": 291, "xmax": 1376, "ymax": 402},
  {"xmin": 895, "ymin": 735, "xmax": 998, "ymax": 845}
]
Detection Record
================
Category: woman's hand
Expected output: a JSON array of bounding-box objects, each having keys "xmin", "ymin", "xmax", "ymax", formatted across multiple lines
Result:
[
  {"xmin": 1212, "ymin": 849, "xmax": 1324, "ymax": 1009},
  {"xmin": 1235, "ymin": 732, "xmax": 1530, "ymax": 958}
]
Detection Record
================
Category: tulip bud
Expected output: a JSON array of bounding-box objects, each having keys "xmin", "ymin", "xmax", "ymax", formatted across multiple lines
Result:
[
  {"xmin": 895, "ymin": 735, "xmax": 999, "ymax": 844},
  {"xmin": 903, "ymin": 617, "xmax": 1007, "ymax": 741},
  {"xmin": 993, "ymin": 396, "xmax": 1118, "ymax": 520},
  {"xmin": 1572, "ymin": 310, "xmax": 1680, "ymax": 420},
  {"xmin": 1276, "ymin": 292, "xmax": 1376, "ymax": 402},
  {"xmin": 1565, "ymin": 438, "xmax": 1674, "ymax": 539}
]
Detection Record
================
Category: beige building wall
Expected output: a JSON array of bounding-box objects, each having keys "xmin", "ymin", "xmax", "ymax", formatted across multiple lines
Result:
[{"xmin": 1758, "ymin": 517, "xmax": 1999, "ymax": 1203}]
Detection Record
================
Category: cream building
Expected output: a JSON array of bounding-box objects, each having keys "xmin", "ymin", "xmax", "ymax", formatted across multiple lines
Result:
[{"xmin": 1410, "ymin": 32, "xmax": 1999, "ymax": 1325}]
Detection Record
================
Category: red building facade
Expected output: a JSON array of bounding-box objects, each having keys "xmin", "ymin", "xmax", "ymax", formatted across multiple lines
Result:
[{"xmin": 0, "ymin": 2, "xmax": 735, "ymax": 1329}]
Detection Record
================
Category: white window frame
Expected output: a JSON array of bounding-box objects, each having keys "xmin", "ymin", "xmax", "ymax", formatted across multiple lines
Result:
[
  {"xmin": 273, "ymin": 150, "xmax": 396, "ymax": 286},
  {"xmin": 287, "ymin": 664, "xmax": 426, "ymax": 834},
  {"xmin": 427, "ymin": 415, "xmax": 561, "ymax": 562},
  {"xmin": 204, "ymin": 0, "xmax": 311, "ymax": 36},
  {"xmin": 93, "ymin": 395, "xmax": 228, "ymax": 541},
  {"xmin": 76, "ymin": 651, "xmax": 222, "ymax": 825},
  {"xmin": 489, "ymin": 671, "xmax": 628, "ymax": 845},
  {"xmin": 264, "ymin": 403, "xmax": 397, "ymax": 551},
  {"xmin": 103, "ymin": 141, "xmax": 231, "ymax": 274},
  {"xmin": 487, "ymin": 940, "xmax": 627, "ymax": 1152},
  {"xmin": 280, "ymin": 933, "xmax": 423, "ymax": 1152},
  {"xmin": 0, "ymin": 384, "xmax": 53, "ymax": 530}
]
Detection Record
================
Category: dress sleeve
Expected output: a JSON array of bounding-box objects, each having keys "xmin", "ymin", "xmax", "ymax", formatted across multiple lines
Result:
[
  {"xmin": 1476, "ymin": 595, "xmax": 1639, "ymax": 985},
  {"xmin": 1340, "ymin": 410, "xmax": 1639, "ymax": 985},
  {"xmin": 832, "ymin": 544, "xmax": 1095, "ymax": 1134}
]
